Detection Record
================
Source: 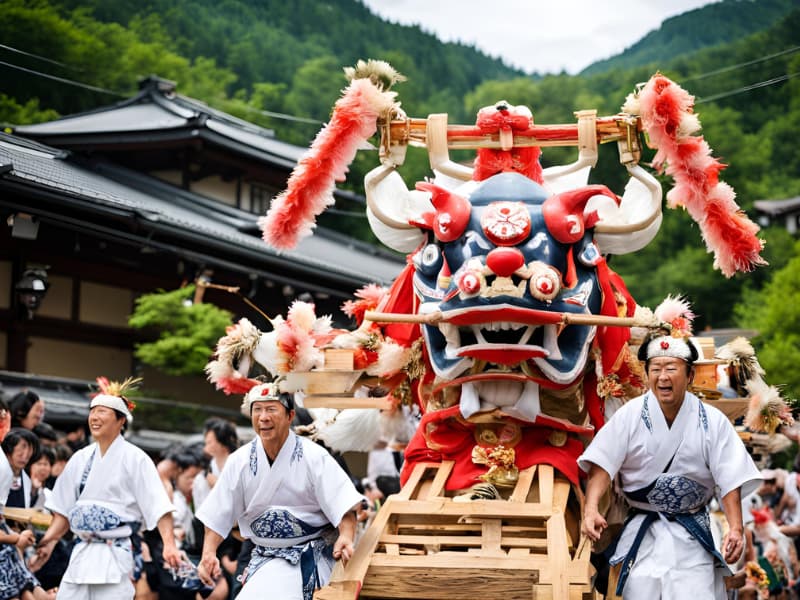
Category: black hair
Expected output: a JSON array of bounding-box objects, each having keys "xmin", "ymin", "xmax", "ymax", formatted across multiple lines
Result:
[
  {"xmin": 33, "ymin": 422, "xmax": 58, "ymax": 442},
  {"xmin": 53, "ymin": 443, "xmax": 73, "ymax": 463},
  {"xmin": 30, "ymin": 445, "xmax": 56, "ymax": 467},
  {"xmin": 9, "ymin": 390, "xmax": 42, "ymax": 427},
  {"xmin": 279, "ymin": 392, "xmax": 295, "ymax": 413},
  {"xmin": 163, "ymin": 443, "xmax": 206, "ymax": 470},
  {"xmin": 375, "ymin": 475, "xmax": 401, "ymax": 498},
  {"xmin": 110, "ymin": 408, "xmax": 129, "ymax": 433},
  {"xmin": 203, "ymin": 417, "xmax": 240, "ymax": 453},
  {"xmin": 1, "ymin": 427, "xmax": 40, "ymax": 459}
]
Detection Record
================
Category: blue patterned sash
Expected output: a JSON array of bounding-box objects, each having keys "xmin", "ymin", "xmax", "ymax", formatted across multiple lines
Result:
[
  {"xmin": 244, "ymin": 509, "xmax": 336, "ymax": 600},
  {"xmin": 72, "ymin": 448, "xmax": 144, "ymax": 580},
  {"xmin": 612, "ymin": 474, "xmax": 728, "ymax": 595}
]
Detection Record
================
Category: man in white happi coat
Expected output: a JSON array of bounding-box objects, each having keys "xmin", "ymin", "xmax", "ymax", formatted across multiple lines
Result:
[
  {"xmin": 31, "ymin": 386, "xmax": 182, "ymax": 599},
  {"xmin": 579, "ymin": 333, "xmax": 761, "ymax": 599},
  {"xmin": 196, "ymin": 381, "xmax": 363, "ymax": 600}
]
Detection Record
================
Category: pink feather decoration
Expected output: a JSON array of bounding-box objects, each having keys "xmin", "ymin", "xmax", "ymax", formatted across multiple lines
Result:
[
  {"xmin": 636, "ymin": 74, "xmax": 767, "ymax": 277},
  {"xmin": 653, "ymin": 294, "xmax": 695, "ymax": 338},
  {"xmin": 259, "ymin": 78, "xmax": 397, "ymax": 249}
]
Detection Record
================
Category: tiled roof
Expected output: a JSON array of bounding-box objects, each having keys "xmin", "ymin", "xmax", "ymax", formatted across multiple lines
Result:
[
  {"xmin": 0, "ymin": 133, "xmax": 403, "ymax": 289},
  {"xmin": 13, "ymin": 77, "xmax": 307, "ymax": 169},
  {"xmin": 753, "ymin": 197, "xmax": 800, "ymax": 217}
]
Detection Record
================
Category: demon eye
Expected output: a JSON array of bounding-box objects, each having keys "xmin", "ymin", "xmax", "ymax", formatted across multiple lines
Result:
[
  {"xmin": 528, "ymin": 261, "xmax": 561, "ymax": 302},
  {"xmin": 421, "ymin": 244, "xmax": 440, "ymax": 267},
  {"xmin": 414, "ymin": 243, "xmax": 443, "ymax": 278},
  {"xmin": 456, "ymin": 270, "xmax": 484, "ymax": 298}
]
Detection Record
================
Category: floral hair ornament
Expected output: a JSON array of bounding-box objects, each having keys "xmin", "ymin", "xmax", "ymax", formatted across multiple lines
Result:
[
  {"xmin": 90, "ymin": 376, "xmax": 141, "ymax": 423},
  {"xmin": 642, "ymin": 295, "xmax": 696, "ymax": 362}
]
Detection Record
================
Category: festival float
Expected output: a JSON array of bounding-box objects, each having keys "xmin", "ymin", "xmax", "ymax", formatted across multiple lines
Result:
[{"xmin": 205, "ymin": 61, "xmax": 777, "ymax": 599}]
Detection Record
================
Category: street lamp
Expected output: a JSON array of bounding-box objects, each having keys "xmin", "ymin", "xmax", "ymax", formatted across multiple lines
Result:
[{"xmin": 15, "ymin": 268, "xmax": 50, "ymax": 319}]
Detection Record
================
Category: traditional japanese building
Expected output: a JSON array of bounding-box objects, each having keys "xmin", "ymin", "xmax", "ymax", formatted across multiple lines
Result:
[{"xmin": 1, "ymin": 76, "xmax": 402, "ymax": 437}]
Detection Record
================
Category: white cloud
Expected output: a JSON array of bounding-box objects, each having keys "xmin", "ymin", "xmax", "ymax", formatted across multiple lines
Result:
[{"xmin": 360, "ymin": 0, "xmax": 718, "ymax": 74}]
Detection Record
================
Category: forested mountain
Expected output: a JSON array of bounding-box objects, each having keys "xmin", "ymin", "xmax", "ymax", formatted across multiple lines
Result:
[
  {"xmin": 2, "ymin": 0, "xmax": 799, "ymax": 396},
  {"xmin": 582, "ymin": 0, "xmax": 798, "ymax": 75}
]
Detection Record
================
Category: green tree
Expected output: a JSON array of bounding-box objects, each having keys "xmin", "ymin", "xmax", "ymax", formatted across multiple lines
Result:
[
  {"xmin": 128, "ymin": 286, "xmax": 233, "ymax": 376},
  {"xmin": 735, "ymin": 241, "xmax": 800, "ymax": 399}
]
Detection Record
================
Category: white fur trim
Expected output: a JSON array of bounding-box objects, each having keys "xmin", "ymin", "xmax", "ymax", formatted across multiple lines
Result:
[
  {"xmin": 644, "ymin": 335, "xmax": 692, "ymax": 361},
  {"xmin": 244, "ymin": 381, "xmax": 290, "ymax": 412}
]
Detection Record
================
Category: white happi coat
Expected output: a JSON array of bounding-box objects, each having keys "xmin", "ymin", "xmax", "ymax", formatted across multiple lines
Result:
[
  {"xmin": 46, "ymin": 435, "xmax": 174, "ymax": 587},
  {"xmin": 578, "ymin": 391, "xmax": 761, "ymax": 599},
  {"xmin": 196, "ymin": 431, "xmax": 363, "ymax": 599}
]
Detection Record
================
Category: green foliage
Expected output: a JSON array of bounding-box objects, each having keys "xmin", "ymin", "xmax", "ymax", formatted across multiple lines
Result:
[
  {"xmin": 735, "ymin": 242, "xmax": 800, "ymax": 399},
  {"xmin": 128, "ymin": 286, "xmax": 232, "ymax": 376},
  {"xmin": 0, "ymin": 94, "xmax": 59, "ymax": 127},
  {"xmin": 3, "ymin": 0, "xmax": 800, "ymax": 342},
  {"xmin": 582, "ymin": 0, "xmax": 797, "ymax": 75}
]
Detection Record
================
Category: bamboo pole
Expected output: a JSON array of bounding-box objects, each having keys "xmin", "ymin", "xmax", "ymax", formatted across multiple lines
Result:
[
  {"xmin": 381, "ymin": 114, "xmax": 641, "ymax": 150},
  {"xmin": 364, "ymin": 310, "xmax": 664, "ymax": 329}
]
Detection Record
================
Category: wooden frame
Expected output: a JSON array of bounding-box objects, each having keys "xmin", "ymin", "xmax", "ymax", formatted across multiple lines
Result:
[{"xmin": 316, "ymin": 462, "xmax": 595, "ymax": 600}]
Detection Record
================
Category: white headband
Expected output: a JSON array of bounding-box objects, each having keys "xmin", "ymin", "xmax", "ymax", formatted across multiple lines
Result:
[
  {"xmin": 243, "ymin": 382, "xmax": 292, "ymax": 413},
  {"xmin": 644, "ymin": 335, "xmax": 693, "ymax": 362},
  {"xmin": 90, "ymin": 393, "xmax": 133, "ymax": 423}
]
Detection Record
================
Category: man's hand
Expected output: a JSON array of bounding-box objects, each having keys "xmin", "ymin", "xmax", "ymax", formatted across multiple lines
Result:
[
  {"xmin": 197, "ymin": 552, "xmax": 221, "ymax": 588},
  {"xmin": 581, "ymin": 505, "xmax": 608, "ymax": 542},
  {"xmin": 29, "ymin": 538, "xmax": 56, "ymax": 572},
  {"xmin": 15, "ymin": 529, "xmax": 35, "ymax": 550},
  {"xmin": 333, "ymin": 534, "xmax": 355, "ymax": 564},
  {"xmin": 161, "ymin": 541, "xmax": 182, "ymax": 571},
  {"xmin": 722, "ymin": 527, "xmax": 744, "ymax": 564}
]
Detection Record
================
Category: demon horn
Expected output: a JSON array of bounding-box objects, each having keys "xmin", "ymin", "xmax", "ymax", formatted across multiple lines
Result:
[{"xmin": 542, "ymin": 185, "xmax": 617, "ymax": 244}]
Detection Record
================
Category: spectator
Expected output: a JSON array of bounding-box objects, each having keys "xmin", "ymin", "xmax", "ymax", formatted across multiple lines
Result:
[
  {"xmin": 9, "ymin": 391, "xmax": 45, "ymax": 431},
  {"xmin": 45, "ymin": 444, "xmax": 72, "ymax": 490},
  {"xmin": 0, "ymin": 426, "xmax": 52, "ymax": 599},
  {"xmin": 0, "ymin": 397, "xmax": 10, "ymax": 442},
  {"xmin": 32, "ymin": 423, "xmax": 58, "ymax": 448},
  {"xmin": 192, "ymin": 417, "xmax": 239, "ymax": 510},
  {"xmin": 3, "ymin": 428, "xmax": 40, "ymax": 509},
  {"xmin": 27, "ymin": 446, "xmax": 55, "ymax": 511}
]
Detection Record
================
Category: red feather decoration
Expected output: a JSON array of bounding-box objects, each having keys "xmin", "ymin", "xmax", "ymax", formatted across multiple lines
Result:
[
  {"xmin": 632, "ymin": 74, "xmax": 766, "ymax": 277},
  {"xmin": 260, "ymin": 77, "xmax": 398, "ymax": 249}
]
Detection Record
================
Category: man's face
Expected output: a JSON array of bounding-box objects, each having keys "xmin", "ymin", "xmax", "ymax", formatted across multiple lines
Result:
[
  {"xmin": 647, "ymin": 356, "xmax": 693, "ymax": 412},
  {"xmin": 251, "ymin": 401, "xmax": 294, "ymax": 449}
]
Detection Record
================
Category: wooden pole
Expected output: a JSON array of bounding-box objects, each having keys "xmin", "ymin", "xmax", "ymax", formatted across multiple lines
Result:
[{"xmin": 364, "ymin": 310, "xmax": 663, "ymax": 329}]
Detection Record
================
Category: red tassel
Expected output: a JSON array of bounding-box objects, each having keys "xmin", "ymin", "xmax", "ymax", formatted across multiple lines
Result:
[
  {"xmin": 260, "ymin": 78, "xmax": 396, "ymax": 249},
  {"xmin": 636, "ymin": 74, "xmax": 766, "ymax": 277}
]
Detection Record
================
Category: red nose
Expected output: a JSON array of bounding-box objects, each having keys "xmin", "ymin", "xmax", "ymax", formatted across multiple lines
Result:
[{"xmin": 486, "ymin": 247, "xmax": 524, "ymax": 277}]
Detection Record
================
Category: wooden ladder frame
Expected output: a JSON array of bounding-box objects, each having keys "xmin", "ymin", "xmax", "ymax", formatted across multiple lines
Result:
[{"xmin": 316, "ymin": 461, "xmax": 595, "ymax": 600}]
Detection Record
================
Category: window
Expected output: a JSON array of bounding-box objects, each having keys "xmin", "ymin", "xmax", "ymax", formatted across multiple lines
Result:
[{"xmin": 249, "ymin": 184, "xmax": 273, "ymax": 215}]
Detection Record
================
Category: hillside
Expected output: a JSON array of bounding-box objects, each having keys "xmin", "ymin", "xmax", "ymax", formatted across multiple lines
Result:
[{"xmin": 582, "ymin": 0, "xmax": 798, "ymax": 75}]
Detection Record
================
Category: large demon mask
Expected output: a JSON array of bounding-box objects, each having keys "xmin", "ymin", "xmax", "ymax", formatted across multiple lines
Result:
[{"xmin": 410, "ymin": 172, "xmax": 619, "ymax": 426}]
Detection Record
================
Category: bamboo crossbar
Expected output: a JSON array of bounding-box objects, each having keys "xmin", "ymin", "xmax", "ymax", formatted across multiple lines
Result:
[
  {"xmin": 381, "ymin": 114, "xmax": 640, "ymax": 150},
  {"xmin": 364, "ymin": 309, "xmax": 662, "ymax": 329}
]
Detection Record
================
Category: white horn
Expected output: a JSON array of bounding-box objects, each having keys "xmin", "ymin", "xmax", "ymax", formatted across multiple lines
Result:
[
  {"xmin": 591, "ymin": 163, "xmax": 662, "ymax": 255},
  {"xmin": 365, "ymin": 157, "xmax": 430, "ymax": 253},
  {"xmin": 426, "ymin": 113, "xmax": 473, "ymax": 181}
]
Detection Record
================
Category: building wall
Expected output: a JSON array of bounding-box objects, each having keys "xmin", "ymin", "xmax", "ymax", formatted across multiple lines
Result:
[
  {"xmin": 0, "ymin": 260, "xmax": 10, "ymax": 310},
  {"xmin": 27, "ymin": 336, "xmax": 132, "ymax": 381},
  {"xmin": 190, "ymin": 175, "xmax": 236, "ymax": 207}
]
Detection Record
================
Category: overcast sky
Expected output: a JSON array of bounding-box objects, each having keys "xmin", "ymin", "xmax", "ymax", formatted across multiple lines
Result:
[{"xmin": 360, "ymin": 0, "xmax": 719, "ymax": 74}]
